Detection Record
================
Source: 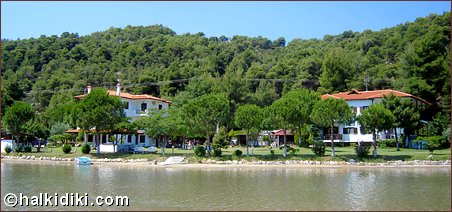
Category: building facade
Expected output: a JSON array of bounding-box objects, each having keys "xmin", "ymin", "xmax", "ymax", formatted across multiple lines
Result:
[
  {"xmin": 320, "ymin": 89, "xmax": 429, "ymax": 144},
  {"xmin": 73, "ymin": 84, "xmax": 171, "ymax": 153}
]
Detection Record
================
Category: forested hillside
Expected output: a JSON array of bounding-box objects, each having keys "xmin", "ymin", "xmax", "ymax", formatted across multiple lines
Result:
[{"xmin": 1, "ymin": 12, "xmax": 450, "ymax": 122}]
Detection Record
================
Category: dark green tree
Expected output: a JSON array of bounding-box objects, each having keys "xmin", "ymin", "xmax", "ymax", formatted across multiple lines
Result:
[
  {"xmin": 311, "ymin": 98, "xmax": 354, "ymax": 157},
  {"xmin": 234, "ymin": 104, "xmax": 263, "ymax": 157},
  {"xmin": 358, "ymin": 104, "xmax": 395, "ymax": 158},
  {"xmin": 73, "ymin": 88, "xmax": 126, "ymax": 154},
  {"xmin": 180, "ymin": 93, "xmax": 229, "ymax": 156},
  {"xmin": 283, "ymin": 89, "xmax": 320, "ymax": 147}
]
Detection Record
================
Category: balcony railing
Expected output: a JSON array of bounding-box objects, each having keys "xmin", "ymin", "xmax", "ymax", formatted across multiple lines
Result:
[
  {"xmin": 323, "ymin": 134, "xmax": 342, "ymax": 140},
  {"xmin": 135, "ymin": 110, "xmax": 148, "ymax": 116}
]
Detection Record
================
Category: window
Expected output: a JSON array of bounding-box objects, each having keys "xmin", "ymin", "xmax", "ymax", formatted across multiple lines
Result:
[
  {"xmin": 363, "ymin": 106, "xmax": 369, "ymax": 111},
  {"xmin": 343, "ymin": 128, "xmax": 357, "ymax": 135},
  {"xmin": 141, "ymin": 102, "xmax": 147, "ymax": 111},
  {"xmin": 140, "ymin": 135, "xmax": 145, "ymax": 143},
  {"xmin": 101, "ymin": 135, "xmax": 107, "ymax": 144},
  {"xmin": 127, "ymin": 135, "xmax": 132, "ymax": 143},
  {"xmin": 159, "ymin": 104, "xmax": 163, "ymax": 110},
  {"xmin": 350, "ymin": 106, "xmax": 358, "ymax": 114},
  {"xmin": 124, "ymin": 101, "xmax": 129, "ymax": 109}
]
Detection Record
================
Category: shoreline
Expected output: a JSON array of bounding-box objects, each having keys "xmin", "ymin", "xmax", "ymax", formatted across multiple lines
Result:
[{"xmin": 1, "ymin": 155, "xmax": 450, "ymax": 168}]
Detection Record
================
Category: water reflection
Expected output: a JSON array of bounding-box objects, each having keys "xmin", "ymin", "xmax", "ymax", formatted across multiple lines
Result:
[
  {"xmin": 1, "ymin": 162, "xmax": 450, "ymax": 211},
  {"xmin": 344, "ymin": 170, "xmax": 377, "ymax": 210}
]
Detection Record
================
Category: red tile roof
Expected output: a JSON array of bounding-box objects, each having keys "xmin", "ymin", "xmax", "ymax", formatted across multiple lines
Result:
[
  {"xmin": 65, "ymin": 129, "xmax": 144, "ymax": 134},
  {"xmin": 321, "ymin": 89, "xmax": 429, "ymax": 105},
  {"xmin": 74, "ymin": 90, "xmax": 171, "ymax": 104},
  {"xmin": 272, "ymin": 130, "xmax": 294, "ymax": 136}
]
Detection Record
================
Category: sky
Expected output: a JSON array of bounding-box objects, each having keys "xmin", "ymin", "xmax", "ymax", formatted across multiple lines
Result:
[{"xmin": 1, "ymin": 1, "xmax": 450, "ymax": 42}]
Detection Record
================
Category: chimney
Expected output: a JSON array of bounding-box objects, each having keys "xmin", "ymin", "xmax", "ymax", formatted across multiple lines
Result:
[
  {"xmin": 87, "ymin": 85, "xmax": 92, "ymax": 94},
  {"xmin": 116, "ymin": 83, "xmax": 121, "ymax": 96}
]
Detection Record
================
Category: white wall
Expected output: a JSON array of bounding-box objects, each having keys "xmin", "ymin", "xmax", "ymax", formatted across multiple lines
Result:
[
  {"xmin": 340, "ymin": 99, "xmax": 375, "ymax": 142},
  {"xmin": 1, "ymin": 140, "xmax": 16, "ymax": 153},
  {"xmin": 122, "ymin": 99, "xmax": 169, "ymax": 121}
]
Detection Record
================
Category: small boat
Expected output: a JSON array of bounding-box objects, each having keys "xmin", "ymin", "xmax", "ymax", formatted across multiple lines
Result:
[{"xmin": 75, "ymin": 156, "xmax": 92, "ymax": 165}]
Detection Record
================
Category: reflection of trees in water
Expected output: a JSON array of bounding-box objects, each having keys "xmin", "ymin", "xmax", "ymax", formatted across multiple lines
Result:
[{"xmin": 345, "ymin": 170, "xmax": 377, "ymax": 210}]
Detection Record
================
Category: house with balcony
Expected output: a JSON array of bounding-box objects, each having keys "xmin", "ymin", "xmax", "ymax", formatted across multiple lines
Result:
[
  {"xmin": 320, "ymin": 89, "xmax": 429, "ymax": 144},
  {"xmin": 72, "ymin": 84, "xmax": 171, "ymax": 153}
]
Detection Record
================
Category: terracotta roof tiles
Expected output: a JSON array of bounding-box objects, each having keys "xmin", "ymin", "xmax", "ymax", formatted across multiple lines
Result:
[
  {"xmin": 321, "ymin": 89, "xmax": 429, "ymax": 105},
  {"xmin": 74, "ymin": 90, "xmax": 172, "ymax": 104}
]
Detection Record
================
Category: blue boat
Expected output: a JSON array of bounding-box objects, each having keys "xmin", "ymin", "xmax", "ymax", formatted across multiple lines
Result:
[{"xmin": 75, "ymin": 156, "xmax": 92, "ymax": 165}]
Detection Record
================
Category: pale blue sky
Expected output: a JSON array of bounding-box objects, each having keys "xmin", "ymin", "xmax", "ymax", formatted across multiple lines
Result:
[{"xmin": 2, "ymin": 1, "xmax": 450, "ymax": 42}]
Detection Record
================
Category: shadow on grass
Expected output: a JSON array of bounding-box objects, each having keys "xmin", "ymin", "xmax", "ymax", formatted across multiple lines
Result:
[{"xmin": 334, "ymin": 154, "xmax": 414, "ymax": 162}]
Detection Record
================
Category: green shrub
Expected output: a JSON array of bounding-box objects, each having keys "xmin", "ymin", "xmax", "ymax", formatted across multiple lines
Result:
[
  {"xmin": 287, "ymin": 146, "xmax": 299, "ymax": 156},
  {"xmin": 270, "ymin": 149, "xmax": 275, "ymax": 158},
  {"xmin": 4, "ymin": 146, "xmax": 12, "ymax": 153},
  {"xmin": 233, "ymin": 149, "xmax": 242, "ymax": 158},
  {"xmin": 355, "ymin": 145, "xmax": 370, "ymax": 158},
  {"xmin": 415, "ymin": 136, "xmax": 446, "ymax": 154},
  {"xmin": 81, "ymin": 144, "xmax": 91, "ymax": 154},
  {"xmin": 23, "ymin": 146, "xmax": 32, "ymax": 153},
  {"xmin": 213, "ymin": 148, "xmax": 222, "ymax": 157},
  {"xmin": 194, "ymin": 146, "xmax": 206, "ymax": 157},
  {"xmin": 311, "ymin": 140, "xmax": 325, "ymax": 156},
  {"xmin": 62, "ymin": 144, "xmax": 72, "ymax": 154},
  {"xmin": 15, "ymin": 146, "xmax": 22, "ymax": 153},
  {"xmin": 378, "ymin": 139, "xmax": 396, "ymax": 148}
]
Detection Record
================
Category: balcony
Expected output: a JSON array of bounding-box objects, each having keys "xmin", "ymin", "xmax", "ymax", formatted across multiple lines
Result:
[
  {"xmin": 323, "ymin": 134, "xmax": 342, "ymax": 141},
  {"xmin": 135, "ymin": 110, "xmax": 148, "ymax": 116}
]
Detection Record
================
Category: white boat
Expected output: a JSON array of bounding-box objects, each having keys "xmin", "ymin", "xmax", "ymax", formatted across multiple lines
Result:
[{"xmin": 75, "ymin": 156, "xmax": 92, "ymax": 165}]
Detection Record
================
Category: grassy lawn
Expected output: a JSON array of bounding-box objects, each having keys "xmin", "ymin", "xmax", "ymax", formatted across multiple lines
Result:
[{"xmin": 4, "ymin": 145, "xmax": 450, "ymax": 162}]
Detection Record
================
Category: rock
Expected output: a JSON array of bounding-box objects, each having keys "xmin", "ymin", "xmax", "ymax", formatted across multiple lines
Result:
[{"xmin": 427, "ymin": 155, "xmax": 433, "ymax": 160}]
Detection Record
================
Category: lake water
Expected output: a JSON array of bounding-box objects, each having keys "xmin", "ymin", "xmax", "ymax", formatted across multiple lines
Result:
[{"xmin": 1, "ymin": 161, "xmax": 450, "ymax": 211}]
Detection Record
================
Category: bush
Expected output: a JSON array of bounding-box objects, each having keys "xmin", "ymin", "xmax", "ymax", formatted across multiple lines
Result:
[
  {"xmin": 81, "ymin": 144, "xmax": 91, "ymax": 154},
  {"xmin": 355, "ymin": 145, "xmax": 370, "ymax": 158},
  {"xmin": 213, "ymin": 148, "xmax": 222, "ymax": 157},
  {"xmin": 415, "ymin": 136, "xmax": 446, "ymax": 154},
  {"xmin": 62, "ymin": 144, "xmax": 72, "ymax": 154},
  {"xmin": 311, "ymin": 140, "xmax": 325, "ymax": 156},
  {"xmin": 4, "ymin": 146, "xmax": 12, "ymax": 153},
  {"xmin": 15, "ymin": 146, "xmax": 22, "ymax": 153},
  {"xmin": 378, "ymin": 139, "xmax": 397, "ymax": 148},
  {"xmin": 270, "ymin": 149, "xmax": 275, "ymax": 158},
  {"xmin": 194, "ymin": 146, "xmax": 206, "ymax": 157},
  {"xmin": 233, "ymin": 149, "xmax": 242, "ymax": 158},
  {"xmin": 287, "ymin": 146, "xmax": 299, "ymax": 156},
  {"xmin": 23, "ymin": 146, "xmax": 32, "ymax": 153}
]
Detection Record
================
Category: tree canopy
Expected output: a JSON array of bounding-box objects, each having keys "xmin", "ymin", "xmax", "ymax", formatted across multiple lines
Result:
[
  {"xmin": 357, "ymin": 103, "xmax": 395, "ymax": 158},
  {"xmin": 73, "ymin": 88, "xmax": 127, "ymax": 154},
  {"xmin": 0, "ymin": 12, "xmax": 449, "ymax": 122},
  {"xmin": 310, "ymin": 97, "xmax": 354, "ymax": 157}
]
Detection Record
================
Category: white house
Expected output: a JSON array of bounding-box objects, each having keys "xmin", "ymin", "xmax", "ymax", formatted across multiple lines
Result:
[
  {"xmin": 1, "ymin": 138, "xmax": 16, "ymax": 153},
  {"xmin": 320, "ymin": 89, "xmax": 429, "ymax": 144},
  {"xmin": 72, "ymin": 84, "xmax": 171, "ymax": 153}
]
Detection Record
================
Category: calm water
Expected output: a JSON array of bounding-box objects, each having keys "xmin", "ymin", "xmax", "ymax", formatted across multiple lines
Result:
[{"xmin": 1, "ymin": 161, "xmax": 450, "ymax": 211}]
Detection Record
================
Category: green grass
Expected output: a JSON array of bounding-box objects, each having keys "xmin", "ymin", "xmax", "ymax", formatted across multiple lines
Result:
[{"xmin": 4, "ymin": 145, "xmax": 450, "ymax": 162}]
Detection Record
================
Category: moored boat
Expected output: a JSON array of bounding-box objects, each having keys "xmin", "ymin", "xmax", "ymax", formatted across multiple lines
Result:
[{"xmin": 75, "ymin": 156, "xmax": 92, "ymax": 165}]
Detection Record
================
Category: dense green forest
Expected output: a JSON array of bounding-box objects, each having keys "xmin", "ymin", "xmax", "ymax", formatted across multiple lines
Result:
[{"xmin": 1, "ymin": 12, "xmax": 450, "ymax": 128}]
